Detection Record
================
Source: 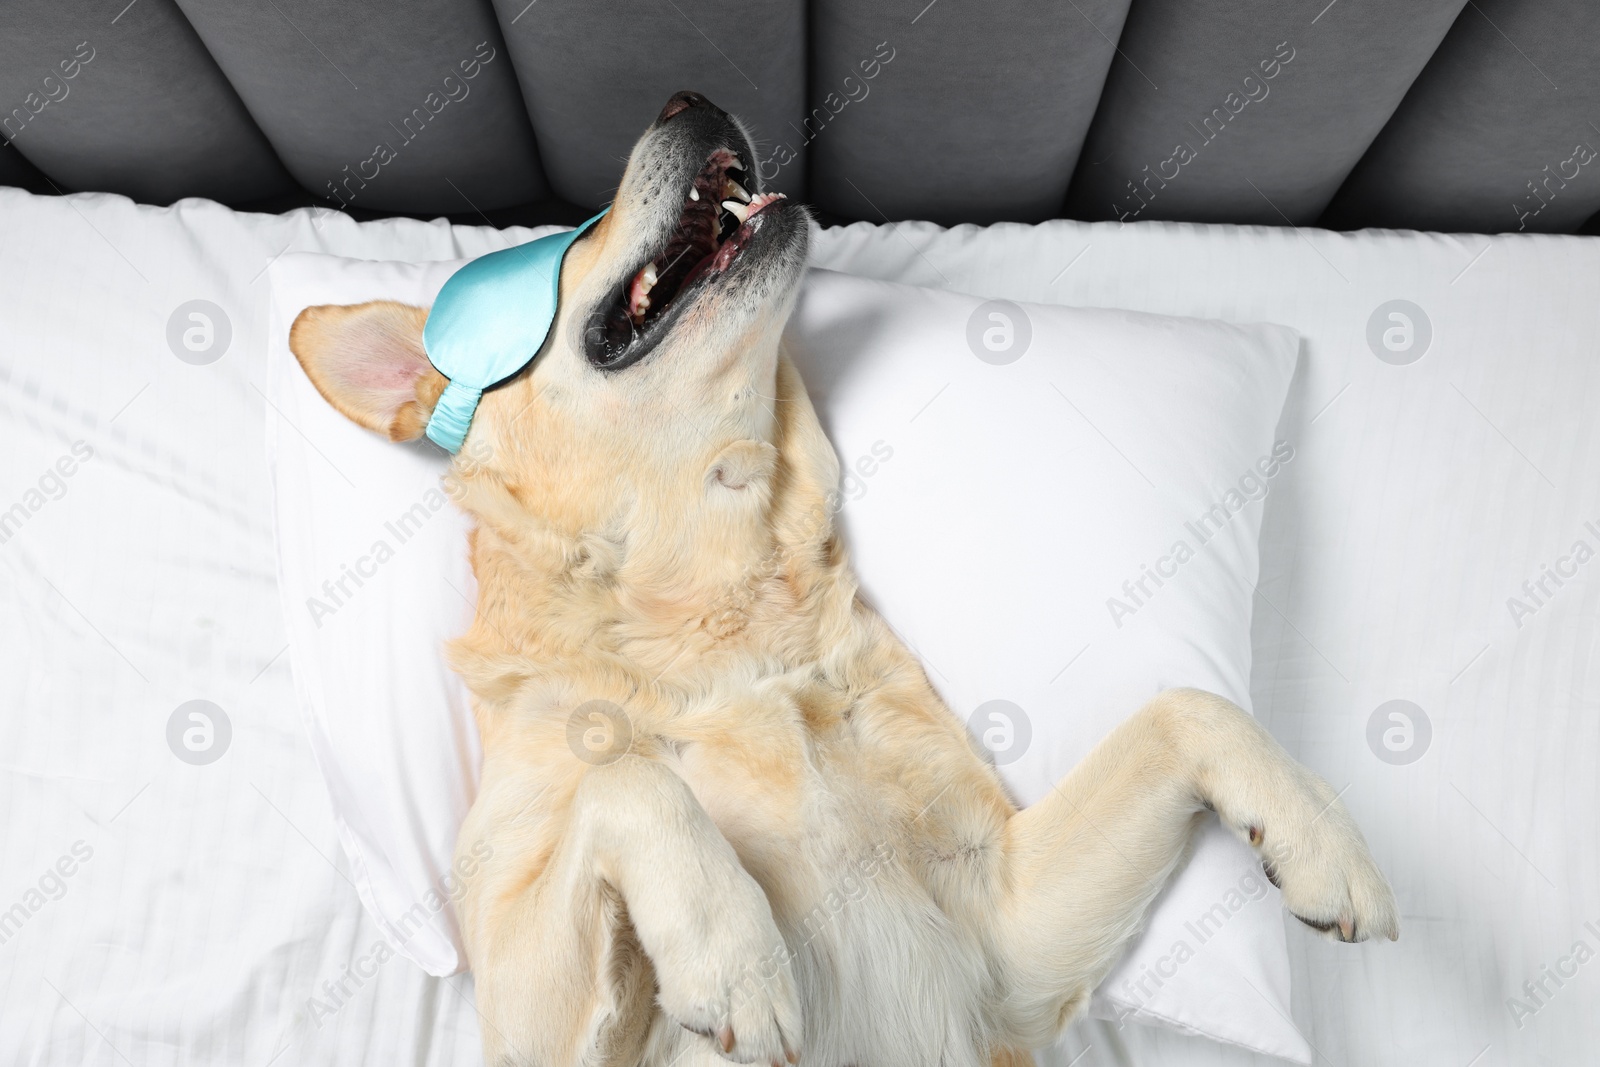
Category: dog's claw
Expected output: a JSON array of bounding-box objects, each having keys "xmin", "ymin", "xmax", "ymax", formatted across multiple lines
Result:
[
  {"xmin": 1295, "ymin": 912, "xmax": 1360, "ymax": 942},
  {"xmin": 684, "ymin": 1017, "xmax": 796, "ymax": 1062}
]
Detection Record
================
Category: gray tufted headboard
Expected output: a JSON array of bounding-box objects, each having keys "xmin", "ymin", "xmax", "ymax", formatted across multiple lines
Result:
[{"xmin": 2, "ymin": 0, "xmax": 1597, "ymax": 235}]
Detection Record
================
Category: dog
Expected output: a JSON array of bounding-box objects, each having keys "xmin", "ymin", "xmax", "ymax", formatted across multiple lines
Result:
[{"xmin": 290, "ymin": 89, "xmax": 1399, "ymax": 1067}]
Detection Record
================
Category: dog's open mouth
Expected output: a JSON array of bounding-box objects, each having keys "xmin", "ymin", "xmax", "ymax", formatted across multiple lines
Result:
[{"xmin": 586, "ymin": 149, "xmax": 787, "ymax": 370}]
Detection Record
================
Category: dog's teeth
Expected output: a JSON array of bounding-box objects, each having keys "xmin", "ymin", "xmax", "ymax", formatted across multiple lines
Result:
[
  {"xmin": 642, "ymin": 264, "xmax": 657, "ymax": 287},
  {"xmin": 722, "ymin": 199, "xmax": 749, "ymax": 222},
  {"xmin": 726, "ymin": 180, "xmax": 751, "ymax": 203},
  {"xmin": 689, "ymin": 187, "xmax": 699, "ymax": 201}
]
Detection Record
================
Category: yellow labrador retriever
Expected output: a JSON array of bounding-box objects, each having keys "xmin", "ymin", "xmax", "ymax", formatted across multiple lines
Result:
[{"xmin": 291, "ymin": 90, "xmax": 1397, "ymax": 1067}]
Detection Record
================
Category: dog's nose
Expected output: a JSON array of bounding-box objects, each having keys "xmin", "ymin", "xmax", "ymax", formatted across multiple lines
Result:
[{"xmin": 658, "ymin": 90, "xmax": 712, "ymax": 124}]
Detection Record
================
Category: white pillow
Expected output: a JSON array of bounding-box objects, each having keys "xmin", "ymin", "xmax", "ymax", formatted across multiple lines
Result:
[{"xmin": 266, "ymin": 256, "xmax": 1308, "ymax": 1063}]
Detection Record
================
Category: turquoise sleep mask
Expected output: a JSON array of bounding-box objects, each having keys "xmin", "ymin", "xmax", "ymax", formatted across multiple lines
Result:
[{"xmin": 422, "ymin": 210, "xmax": 607, "ymax": 453}]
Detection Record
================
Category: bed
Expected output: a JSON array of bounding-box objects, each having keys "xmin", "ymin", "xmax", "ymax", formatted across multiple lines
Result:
[{"xmin": 2, "ymin": 185, "xmax": 1596, "ymax": 1066}]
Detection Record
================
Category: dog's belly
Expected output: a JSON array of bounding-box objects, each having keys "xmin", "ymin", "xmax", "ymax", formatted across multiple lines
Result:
[
  {"xmin": 680, "ymin": 754, "xmax": 997, "ymax": 1067},
  {"xmin": 639, "ymin": 838, "xmax": 994, "ymax": 1067},
  {"xmin": 776, "ymin": 852, "xmax": 992, "ymax": 1067}
]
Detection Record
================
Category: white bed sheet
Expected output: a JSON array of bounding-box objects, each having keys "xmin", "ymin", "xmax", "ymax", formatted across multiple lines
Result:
[{"xmin": 1, "ymin": 187, "xmax": 1594, "ymax": 1067}]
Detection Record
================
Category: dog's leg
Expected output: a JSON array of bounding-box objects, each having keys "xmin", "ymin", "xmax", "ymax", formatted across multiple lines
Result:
[
  {"xmin": 986, "ymin": 687, "xmax": 1397, "ymax": 1048},
  {"xmin": 469, "ymin": 816, "xmax": 654, "ymax": 1067},
  {"xmin": 470, "ymin": 755, "xmax": 802, "ymax": 1067}
]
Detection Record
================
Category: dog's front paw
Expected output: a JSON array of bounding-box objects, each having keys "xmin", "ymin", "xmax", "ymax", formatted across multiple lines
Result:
[
  {"xmin": 1243, "ymin": 769, "xmax": 1400, "ymax": 944},
  {"xmin": 647, "ymin": 875, "xmax": 802, "ymax": 1066}
]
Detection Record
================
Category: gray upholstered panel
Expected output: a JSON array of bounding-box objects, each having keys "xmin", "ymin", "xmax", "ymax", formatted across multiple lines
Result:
[
  {"xmin": 1324, "ymin": 0, "xmax": 1600, "ymax": 234},
  {"xmin": 0, "ymin": 0, "xmax": 293, "ymax": 205},
  {"xmin": 1065, "ymin": 0, "xmax": 1466, "ymax": 226},
  {"xmin": 174, "ymin": 0, "xmax": 548, "ymax": 215},
  {"xmin": 488, "ymin": 0, "xmax": 806, "ymax": 207},
  {"xmin": 809, "ymin": 0, "xmax": 1129, "ymax": 226},
  {"xmin": 3, "ymin": 2, "xmax": 1600, "ymax": 234},
  {"xmin": 0, "ymin": 142, "xmax": 44, "ymax": 192}
]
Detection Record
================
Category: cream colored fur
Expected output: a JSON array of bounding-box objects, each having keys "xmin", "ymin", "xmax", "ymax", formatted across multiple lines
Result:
[{"xmin": 290, "ymin": 96, "xmax": 1398, "ymax": 1067}]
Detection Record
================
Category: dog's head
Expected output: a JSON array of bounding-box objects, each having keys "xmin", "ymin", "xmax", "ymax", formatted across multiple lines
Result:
[{"xmin": 292, "ymin": 91, "xmax": 835, "ymax": 599}]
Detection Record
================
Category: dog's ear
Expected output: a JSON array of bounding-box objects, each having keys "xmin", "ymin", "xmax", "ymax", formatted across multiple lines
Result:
[{"xmin": 289, "ymin": 301, "xmax": 446, "ymax": 442}]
